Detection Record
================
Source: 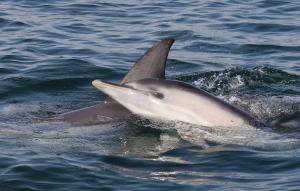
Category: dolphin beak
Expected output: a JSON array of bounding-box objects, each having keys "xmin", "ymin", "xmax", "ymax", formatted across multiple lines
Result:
[{"xmin": 92, "ymin": 80, "xmax": 131, "ymax": 95}]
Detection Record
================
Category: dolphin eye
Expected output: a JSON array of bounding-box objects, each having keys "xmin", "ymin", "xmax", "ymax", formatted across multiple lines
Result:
[{"xmin": 151, "ymin": 92, "xmax": 164, "ymax": 99}]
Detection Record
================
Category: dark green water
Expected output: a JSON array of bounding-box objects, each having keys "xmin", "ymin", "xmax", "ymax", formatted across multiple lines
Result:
[{"xmin": 0, "ymin": 0, "xmax": 300, "ymax": 190}]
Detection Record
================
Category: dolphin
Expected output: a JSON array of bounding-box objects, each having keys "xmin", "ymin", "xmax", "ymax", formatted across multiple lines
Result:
[
  {"xmin": 62, "ymin": 39, "xmax": 174, "ymax": 125},
  {"xmin": 92, "ymin": 78, "xmax": 264, "ymax": 128}
]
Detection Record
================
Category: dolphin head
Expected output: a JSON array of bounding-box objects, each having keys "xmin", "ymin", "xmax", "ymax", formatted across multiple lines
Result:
[{"xmin": 92, "ymin": 79, "xmax": 169, "ymax": 118}]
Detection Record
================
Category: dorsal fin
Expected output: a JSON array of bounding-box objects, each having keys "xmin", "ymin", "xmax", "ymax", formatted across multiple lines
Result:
[{"xmin": 121, "ymin": 38, "xmax": 174, "ymax": 84}]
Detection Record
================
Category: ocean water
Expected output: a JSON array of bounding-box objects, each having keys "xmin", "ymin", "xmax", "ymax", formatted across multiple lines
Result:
[{"xmin": 0, "ymin": 0, "xmax": 300, "ymax": 190}]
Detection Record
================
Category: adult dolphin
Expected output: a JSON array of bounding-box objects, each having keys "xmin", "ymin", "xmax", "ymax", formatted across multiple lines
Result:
[
  {"xmin": 62, "ymin": 39, "xmax": 174, "ymax": 125},
  {"xmin": 92, "ymin": 78, "xmax": 265, "ymax": 128}
]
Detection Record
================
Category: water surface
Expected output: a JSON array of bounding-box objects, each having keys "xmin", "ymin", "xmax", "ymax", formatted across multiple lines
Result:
[{"xmin": 0, "ymin": 0, "xmax": 300, "ymax": 190}]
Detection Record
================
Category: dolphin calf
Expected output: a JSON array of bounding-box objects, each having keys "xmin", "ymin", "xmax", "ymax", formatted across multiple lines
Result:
[
  {"xmin": 92, "ymin": 78, "xmax": 264, "ymax": 128},
  {"xmin": 62, "ymin": 39, "xmax": 174, "ymax": 125}
]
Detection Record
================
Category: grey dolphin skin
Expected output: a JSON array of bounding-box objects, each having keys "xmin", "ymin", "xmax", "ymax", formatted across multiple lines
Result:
[
  {"xmin": 62, "ymin": 39, "xmax": 174, "ymax": 125},
  {"xmin": 92, "ymin": 78, "xmax": 264, "ymax": 128}
]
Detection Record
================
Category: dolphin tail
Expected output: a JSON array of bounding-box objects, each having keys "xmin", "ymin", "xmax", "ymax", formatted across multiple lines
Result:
[{"xmin": 62, "ymin": 38, "xmax": 175, "ymax": 125}]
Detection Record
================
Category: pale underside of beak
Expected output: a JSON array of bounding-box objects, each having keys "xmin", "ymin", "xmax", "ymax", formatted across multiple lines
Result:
[{"xmin": 92, "ymin": 80, "xmax": 132, "ymax": 95}]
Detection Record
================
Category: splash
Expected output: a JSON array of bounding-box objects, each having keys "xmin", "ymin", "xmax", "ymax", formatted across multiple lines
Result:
[{"xmin": 185, "ymin": 67, "xmax": 300, "ymax": 121}]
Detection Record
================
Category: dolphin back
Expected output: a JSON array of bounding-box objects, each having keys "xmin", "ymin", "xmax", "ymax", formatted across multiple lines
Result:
[{"xmin": 62, "ymin": 101, "xmax": 130, "ymax": 125}]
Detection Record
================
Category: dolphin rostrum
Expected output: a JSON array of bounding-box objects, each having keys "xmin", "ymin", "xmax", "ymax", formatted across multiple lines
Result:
[
  {"xmin": 62, "ymin": 39, "xmax": 174, "ymax": 125},
  {"xmin": 92, "ymin": 78, "xmax": 264, "ymax": 128}
]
